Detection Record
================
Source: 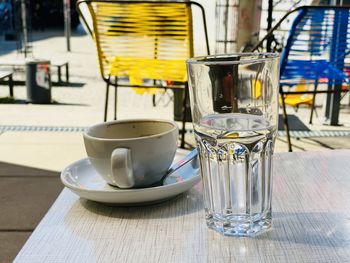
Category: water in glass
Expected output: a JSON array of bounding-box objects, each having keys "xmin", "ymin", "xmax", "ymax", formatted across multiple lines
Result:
[{"xmin": 194, "ymin": 113, "xmax": 276, "ymax": 236}]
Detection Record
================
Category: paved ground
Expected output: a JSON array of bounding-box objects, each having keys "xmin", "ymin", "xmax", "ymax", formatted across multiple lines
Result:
[{"xmin": 1, "ymin": 30, "xmax": 350, "ymax": 262}]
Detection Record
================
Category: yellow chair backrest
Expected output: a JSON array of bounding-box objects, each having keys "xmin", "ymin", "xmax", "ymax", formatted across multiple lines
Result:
[{"xmin": 87, "ymin": 1, "xmax": 194, "ymax": 86}]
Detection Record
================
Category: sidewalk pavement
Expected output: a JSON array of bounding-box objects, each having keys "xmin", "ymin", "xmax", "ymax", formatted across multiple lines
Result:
[{"xmin": 1, "ymin": 30, "xmax": 350, "ymax": 262}]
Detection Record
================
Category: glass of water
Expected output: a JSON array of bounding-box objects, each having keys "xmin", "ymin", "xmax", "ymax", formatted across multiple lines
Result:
[{"xmin": 186, "ymin": 53, "xmax": 280, "ymax": 237}]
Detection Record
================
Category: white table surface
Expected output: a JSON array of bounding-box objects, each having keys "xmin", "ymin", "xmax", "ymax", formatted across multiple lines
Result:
[{"xmin": 14, "ymin": 150, "xmax": 350, "ymax": 263}]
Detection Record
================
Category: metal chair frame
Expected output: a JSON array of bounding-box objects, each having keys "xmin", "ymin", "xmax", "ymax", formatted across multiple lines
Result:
[
  {"xmin": 253, "ymin": 5, "xmax": 350, "ymax": 152},
  {"xmin": 77, "ymin": 0, "xmax": 210, "ymax": 148}
]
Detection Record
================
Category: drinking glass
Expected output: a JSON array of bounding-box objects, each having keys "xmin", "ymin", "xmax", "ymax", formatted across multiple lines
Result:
[{"xmin": 186, "ymin": 53, "xmax": 280, "ymax": 236}]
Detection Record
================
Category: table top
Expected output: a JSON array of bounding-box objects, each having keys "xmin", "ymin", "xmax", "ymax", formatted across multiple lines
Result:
[{"xmin": 14, "ymin": 150, "xmax": 350, "ymax": 263}]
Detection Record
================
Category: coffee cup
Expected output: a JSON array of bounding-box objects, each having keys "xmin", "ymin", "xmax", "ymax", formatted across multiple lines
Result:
[{"xmin": 83, "ymin": 119, "xmax": 178, "ymax": 188}]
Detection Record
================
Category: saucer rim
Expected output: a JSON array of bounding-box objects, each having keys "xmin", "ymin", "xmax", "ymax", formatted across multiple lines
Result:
[{"xmin": 60, "ymin": 149, "xmax": 200, "ymax": 194}]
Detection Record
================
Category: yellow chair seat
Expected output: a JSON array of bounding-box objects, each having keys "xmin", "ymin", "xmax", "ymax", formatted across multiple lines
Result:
[
  {"xmin": 280, "ymin": 82, "xmax": 313, "ymax": 107},
  {"xmin": 279, "ymin": 94, "xmax": 313, "ymax": 107},
  {"xmin": 109, "ymin": 56, "xmax": 187, "ymax": 94}
]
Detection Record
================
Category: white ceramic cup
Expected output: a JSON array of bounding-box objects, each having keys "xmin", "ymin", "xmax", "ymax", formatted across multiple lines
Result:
[{"xmin": 83, "ymin": 119, "xmax": 178, "ymax": 188}]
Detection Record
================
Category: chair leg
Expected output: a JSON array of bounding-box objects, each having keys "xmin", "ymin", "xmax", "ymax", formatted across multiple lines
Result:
[
  {"xmin": 152, "ymin": 80, "xmax": 157, "ymax": 107},
  {"xmin": 104, "ymin": 77, "xmax": 111, "ymax": 122},
  {"xmin": 309, "ymin": 81, "xmax": 318, "ymax": 124},
  {"xmin": 66, "ymin": 63, "xmax": 69, "ymax": 83},
  {"xmin": 114, "ymin": 77, "xmax": 118, "ymax": 120},
  {"xmin": 154, "ymin": 88, "xmax": 173, "ymax": 107},
  {"xmin": 180, "ymin": 85, "xmax": 189, "ymax": 149},
  {"xmin": 57, "ymin": 66, "xmax": 62, "ymax": 83},
  {"xmin": 8, "ymin": 75, "xmax": 14, "ymax": 97},
  {"xmin": 280, "ymin": 92, "xmax": 292, "ymax": 152},
  {"xmin": 152, "ymin": 94, "xmax": 156, "ymax": 107},
  {"xmin": 294, "ymin": 104, "xmax": 299, "ymax": 113}
]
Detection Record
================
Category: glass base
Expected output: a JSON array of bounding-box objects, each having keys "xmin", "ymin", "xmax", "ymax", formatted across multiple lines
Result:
[{"xmin": 206, "ymin": 213, "xmax": 271, "ymax": 237}]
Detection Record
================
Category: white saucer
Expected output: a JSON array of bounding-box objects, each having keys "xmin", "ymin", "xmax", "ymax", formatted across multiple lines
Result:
[{"xmin": 61, "ymin": 149, "xmax": 200, "ymax": 205}]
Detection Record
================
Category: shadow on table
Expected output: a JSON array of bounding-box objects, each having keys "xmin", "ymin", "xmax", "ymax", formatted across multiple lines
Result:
[
  {"xmin": 0, "ymin": 80, "xmax": 86, "ymax": 88},
  {"xmin": 50, "ymin": 101, "xmax": 89, "ymax": 106},
  {"xmin": 0, "ymin": 97, "xmax": 89, "ymax": 106},
  {"xmin": 52, "ymin": 82, "xmax": 85, "ymax": 88},
  {"xmin": 256, "ymin": 212, "xmax": 348, "ymax": 248},
  {"xmin": 79, "ymin": 185, "xmax": 204, "ymax": 219}
]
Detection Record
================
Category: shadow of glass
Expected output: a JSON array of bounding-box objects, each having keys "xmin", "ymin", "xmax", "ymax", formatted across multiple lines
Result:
[{"xmin": 256, "ymin": 212, "xmax": 349, "ymax": 248}]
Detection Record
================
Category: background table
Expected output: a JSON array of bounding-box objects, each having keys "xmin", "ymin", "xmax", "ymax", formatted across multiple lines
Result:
[{"xmin": 14, "ymin": 150, "xmax": 350, "ymax": 262}]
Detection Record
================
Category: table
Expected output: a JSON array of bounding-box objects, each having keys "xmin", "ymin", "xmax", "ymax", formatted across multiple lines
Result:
[{"xmin": 14, "ymin": 150, "xmax": 350, "ymax": 262}]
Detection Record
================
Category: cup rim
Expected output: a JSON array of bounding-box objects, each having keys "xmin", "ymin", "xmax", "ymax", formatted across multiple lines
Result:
[
  {"xmin": 186, "ymin": 53, "xmax": 280, "ymax": 65},
  {"xmin": 83, "ymin": 119, "xmax": 178, "ymax": 142}
]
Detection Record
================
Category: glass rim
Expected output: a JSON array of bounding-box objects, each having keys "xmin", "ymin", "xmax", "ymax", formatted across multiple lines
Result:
[{"xmin": 186, "ymin": 53, "xmax": 280, "ymax": 65}]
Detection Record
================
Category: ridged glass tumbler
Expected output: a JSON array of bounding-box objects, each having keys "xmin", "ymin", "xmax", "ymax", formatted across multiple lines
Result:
[{"xmin": 187, "ymin": 53, "xmax": 280, "ymax": 236}]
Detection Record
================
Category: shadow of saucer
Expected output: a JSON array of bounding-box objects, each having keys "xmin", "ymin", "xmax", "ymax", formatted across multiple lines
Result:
[
  {"xmin": 78, "ymin": 184, "xmax": 204, "ymax": 220},
  {"xmin": 59, "ymin": 185, "xmax": 204, "ymax": 260},
  {"xmin": 62, "ymin": 184, "xmax": 203, "ymax": 245}
]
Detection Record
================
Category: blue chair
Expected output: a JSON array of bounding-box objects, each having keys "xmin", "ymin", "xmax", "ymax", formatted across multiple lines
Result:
[{"xmin": 253, "ymin": 6, "xmax": 350, "ymax": 151}]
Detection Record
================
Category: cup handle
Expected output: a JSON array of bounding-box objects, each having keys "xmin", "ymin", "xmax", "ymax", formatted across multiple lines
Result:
[{"xmin": 111, "ymin": 148, "xmax": 135, "ymax": 188}]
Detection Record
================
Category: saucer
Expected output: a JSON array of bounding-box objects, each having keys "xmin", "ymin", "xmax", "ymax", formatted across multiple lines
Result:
[{"xmin": 60, "ymin": 149, "xmax": 200, "ymax": 205}]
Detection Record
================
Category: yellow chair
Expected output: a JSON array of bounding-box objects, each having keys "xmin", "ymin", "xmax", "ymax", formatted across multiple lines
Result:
[
  {"xmin": 279, "ymin": 80, "xmax": 313, "ymax": 109},
  {"xmin": 76, "ymin": 0, "xmax": 210, "ymax": 148}
]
